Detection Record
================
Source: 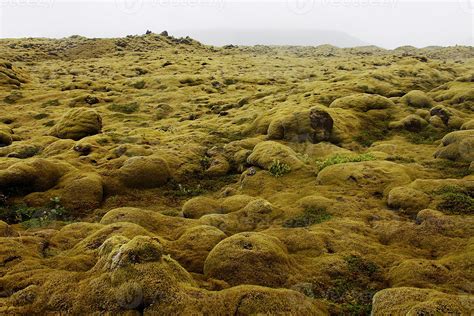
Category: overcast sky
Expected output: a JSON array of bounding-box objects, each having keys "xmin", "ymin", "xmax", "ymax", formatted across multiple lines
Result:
[{"xmin": 0, "ymin": 0, "xmax": 472, "ymax": 48}]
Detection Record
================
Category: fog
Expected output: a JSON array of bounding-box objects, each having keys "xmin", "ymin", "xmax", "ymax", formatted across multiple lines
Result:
[{"xmin": 0, "ymin": 0, "xmax": 472, "ymax": 48}]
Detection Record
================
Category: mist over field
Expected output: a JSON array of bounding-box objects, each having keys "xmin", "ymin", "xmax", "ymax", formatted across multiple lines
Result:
[{"xmin": 0, "ymin": 0, "xmax": 472, "ymax": 48}]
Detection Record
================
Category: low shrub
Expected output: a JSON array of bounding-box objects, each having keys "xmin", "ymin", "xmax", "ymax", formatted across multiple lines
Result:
[
  {"xmin": 269, "ymin": 159, "xmax": 291, "ymax": 177},
  {"xmin": 283, "ymin": 207, "xmax": 331, "ymax": 228}
]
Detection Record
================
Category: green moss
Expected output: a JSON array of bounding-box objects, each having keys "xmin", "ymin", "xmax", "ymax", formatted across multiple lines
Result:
[
  {"xmin": 108, "ymin": 102, "xmax": 140, "ymax": 114},
  {"xmin": 283, "ymin": 207, "xmax": 331, "ymax": 228},
  {"xmin": 435, "ymin": 186, "xmax": 474, "ymax": 214},
  {"xmin": 316, "ymin": 153, "xmax": 376, "ymax": 170}
]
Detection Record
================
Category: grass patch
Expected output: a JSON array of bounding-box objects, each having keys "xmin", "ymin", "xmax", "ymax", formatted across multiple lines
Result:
[
  {"xmin": 269, "ymin": 159, "xmax": 291, "ymax": 177},
  {"xmin": 435, "ymin": 185, "xmax": 474, "ymax": 214},
  {"xmin": 0, "ymin": 197, "xmax": 67, "ymax": 228},
  {"xmin": 283, "ymin": 207, "xmax": 331, "ymax": 228},
  {"xmin": 316, "ymin": 153, "xmax": 376, "ymax": 170},
  {"xmin": 108, "ymin": 102, "xmax": 139, "ymax": 114},
  {"xmin": 401, "ymin": 126, "xmax": 449, "ymax": 144}
]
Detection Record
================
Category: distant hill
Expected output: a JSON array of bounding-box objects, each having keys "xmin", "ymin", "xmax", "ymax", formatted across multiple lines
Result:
[{"xmin": 173, "ymin": 29, "xmax": 367, "ymax": 47}]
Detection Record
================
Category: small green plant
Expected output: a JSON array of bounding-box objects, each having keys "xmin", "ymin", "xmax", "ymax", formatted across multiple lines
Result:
[
  {"xmin": 108, "ymin": 102, "xmax": 139, "ymax": 114},
  {"xmin": 283, "ymin": 207, "xmax": 331, "ymax": 228},
  {"xmin": 200, "ymin": 156, "xmax": 211, "ymax": 170},
  {"xmin": 316, "ymin": 153, "xmax": 376, "ymax": 170},
  {"xmin": 344, "ymin": 255, "xmax": 379, "ymax": 276},
  {"xmin": 269, "ymin": 159, "xmax": 291, "ymax": 177},
  {"xmin": 435, "ymin": 185, "xmax": 474, "ymax": 214},
  {"xmin": 0, "ymin": 197, "xmax": 67, "ymax": 228}
]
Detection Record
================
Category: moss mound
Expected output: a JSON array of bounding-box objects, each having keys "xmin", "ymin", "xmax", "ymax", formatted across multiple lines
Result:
[
  {"xmin": 329, "ymin": 93, "xmax": 395, "ymax": 112},
  {"xmin": 434, "ymin": 130, "xmax": 474, "ymax": 162},
  {"xmin": 247, "ymin": 141, "xmax": 303, "ymax": 171},
  {"xmin": 118, "ymin": 156, "xmax": 171, "ymax": 188},
  {"xmin": 204, "ymin": 232, "xmax": 291, "ymax": 287},
  {"xmin": 401, "ymin": 90, "xmax": 434, "ymax": 108},
  {"xmin": 50, "ymin": 108, "xmax": 102, "ymax": 140}
]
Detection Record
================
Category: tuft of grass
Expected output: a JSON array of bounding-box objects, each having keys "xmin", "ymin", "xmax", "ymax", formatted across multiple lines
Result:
[
  {"xmin": 316, "ymin": 153, "xmax": 376, "ymax": 170},
  {"xmin": 269, "ymin": 159, "xmax": 291, "ymax": 177},
  {"xmin": 283, "ymin": 207, "xmax": 331, "ymax": 228},
  {"xmin": 435, "ymin": 185, "xmax": 474, "ymax": 214},
  {"xmin": 108, "ymin": 102, "xmax": 139, "ymax": 114}
]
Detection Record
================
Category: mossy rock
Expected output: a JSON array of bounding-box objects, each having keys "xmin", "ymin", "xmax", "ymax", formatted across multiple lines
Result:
[
  {"xmin": 204, "ymin": 232, "xmax": 290, "ymax": 287},
  {"xmin": 169, "ymin": 225, "xmax": 226, "ymax": 273},
  {"xmin": 387, "ymin": 186, "xmax": 431, "ymax": 215},
  {"xmin": 58, "ymin": 172, "xmax": 104, "ymax": 214},
  {"xmin": 434, "ymin": 130, "xmax": 474, "ymax": 162},
  {"xmin": 401, "ymin": 90, "xmax": 434, "ymax": 108},
  {"xmin": 389, "ymin": 114, "xmax": 428, "ymax": 132},
  {"xmin": 0, "ymin": 158, "xmax": 64, "ymax": 194},
  {"xmin": 372, "ymin": 287, "xmax": 473, "ymax": 315},
  {"xmin": 247, "ymin": 141, "xmax": 303, "ymax": 171},
  {"xmin": 50, "ymin": 108, "xmax": 102, "ymax": 140},
  {"xmin": 182, "ymin": 196, "xmax": 222, "ymax": 219},
  {"xmin": 267, "ymin": 107, "xmax": 334, "ymax": 143},
  {"xmin": 316, "ymin": 160, "xmax": 412, "ymax": 195},
  {"xmin": 461, "ymin": 119, "xmax": 474, "ymax": 130},
  {"xmin": 329, "ymin": 93, "xmax": 395, "ymax": 112},
  {"xmin": 118, "ymin": 156, "xmax": 171, "ymax": 188}
]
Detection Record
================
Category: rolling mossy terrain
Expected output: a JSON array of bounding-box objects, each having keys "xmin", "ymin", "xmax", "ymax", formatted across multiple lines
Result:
[{"xmin": 0, "ymin": 33, "xmax": 473, "ymax": 315}]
